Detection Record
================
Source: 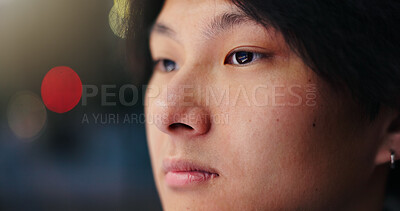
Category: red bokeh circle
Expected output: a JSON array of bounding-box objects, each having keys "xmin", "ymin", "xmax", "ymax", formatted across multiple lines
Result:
[{"xmin": 41, "ymin": 66, "xmax": 82, "ymax": 113}]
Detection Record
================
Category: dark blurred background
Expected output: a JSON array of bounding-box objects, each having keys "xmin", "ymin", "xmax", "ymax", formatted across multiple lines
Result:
[{"xmin": 0, "ymin": 0, "xmax": 161, "ymax": 210}]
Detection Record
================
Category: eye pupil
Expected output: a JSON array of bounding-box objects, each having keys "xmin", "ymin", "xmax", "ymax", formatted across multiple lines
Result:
[
  {"xmin": 163, "ymin": 59, "xmax": 176, "ymax": 72},
  {"xmin": 235, "ymin": 52, "xmax": 253, "ymax": 64}
]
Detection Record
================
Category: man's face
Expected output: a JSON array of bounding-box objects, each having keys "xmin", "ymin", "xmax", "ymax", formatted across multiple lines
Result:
[{"xmin": 145, "ymin": 0, "xmax": 384, "ymax": 210}]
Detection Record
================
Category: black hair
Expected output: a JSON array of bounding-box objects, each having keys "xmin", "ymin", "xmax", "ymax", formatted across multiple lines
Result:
[{"xmin": 126, "ymin": 0, "xmax": 400, "ymax": 118}]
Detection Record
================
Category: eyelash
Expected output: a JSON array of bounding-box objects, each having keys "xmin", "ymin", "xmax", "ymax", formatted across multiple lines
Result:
[
  {"xmin": 153, "ymin": 50, "xmax": 269, "ymax": 72},
  {"xmin": 153, "ymin": 59, "xmax": 178, "ymax": 72},
  {"xmin": 224, "ymin": 51, "xmax": 266, "ymax": 66}
]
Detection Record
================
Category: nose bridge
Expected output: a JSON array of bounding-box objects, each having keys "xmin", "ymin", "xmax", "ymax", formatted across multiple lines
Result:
[
  {"xmin": 151, "ymin": 66, "xmax": 211, "ymax": 137},
  {"xmin": 165, "ymin": 67, "xmax": 200, "ymax": 106}
]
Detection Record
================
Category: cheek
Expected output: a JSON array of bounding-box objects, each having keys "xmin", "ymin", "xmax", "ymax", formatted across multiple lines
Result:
[
  {"xmin": 211, "ymin": 73, "xmax": 362, "ymax": 203},
  {"xmin": 144, "ymin": 77, "xmax": 167, "ymax": 173},
  {"xmin": 218, "ymin": 104, "xmax": 317, "ymax": 195}
]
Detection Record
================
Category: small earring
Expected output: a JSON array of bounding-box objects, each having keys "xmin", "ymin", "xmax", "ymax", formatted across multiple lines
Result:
[{"xmin": 391, "ymin": 150, "xmax": 395, "ymax": 169}]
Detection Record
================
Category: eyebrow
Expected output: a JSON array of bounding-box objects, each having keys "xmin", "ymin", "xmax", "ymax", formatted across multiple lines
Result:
[
  {"xmin": 203, "ymin": 12, "xmax": 253, "ymax": 38},
  {"xmin": 150, "ymin": 11, "xmax": 257, "ymax": 42},
  {"xmin": 151, "ymin": 22, "xmax": 178, "ymax": 41}
]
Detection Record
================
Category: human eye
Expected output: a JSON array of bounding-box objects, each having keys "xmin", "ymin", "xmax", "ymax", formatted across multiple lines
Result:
[
  {"xmin": 224, "ymin": 49, "xmax": 269, "ymax": 66},
  {"xmin": 153, "ymin": 59, "xmax": 179, "ymax": 72}
]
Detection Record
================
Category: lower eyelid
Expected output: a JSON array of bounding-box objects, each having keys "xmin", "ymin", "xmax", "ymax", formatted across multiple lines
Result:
[
  {"xmin": 230, "ymin": 52, "xmax": 272, "ymax": 67},
  {"xmin": 255, "ymin": 52, "xmax": 275, "ymax": 62},
  {"xmin": 238, "ymin": 52, "xmax": 266, "ymax": 64},
  {"xmin": 254, "ymin": 52, "xmax": 264, "ymax": 60}
]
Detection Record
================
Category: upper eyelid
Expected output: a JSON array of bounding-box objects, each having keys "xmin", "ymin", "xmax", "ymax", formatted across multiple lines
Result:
[
  {"xmin": 226, "ymin": 46, "xmax": 271, "ymax": 56},
  {"xmin": 224, "ymin": 52, "xmax": 264, "ymax": 66},
  {"xmin": 224, "ymin": 48, "xmax": 272, "ymax": 65},
  {"xmin": 151, "ymin": 47, "xmax": 272, "ymax": 67},
  {"xmin": 153, "ymin": 58, "xmax": 179, "ymax": 72}
]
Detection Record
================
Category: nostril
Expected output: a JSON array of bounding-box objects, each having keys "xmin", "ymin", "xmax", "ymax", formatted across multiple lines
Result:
[{"xmin": 169, "ymin": 123, "xmax": 193, "ymax": 130}]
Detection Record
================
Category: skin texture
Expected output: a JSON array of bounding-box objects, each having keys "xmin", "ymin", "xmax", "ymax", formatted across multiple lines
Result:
[{"xmin": 144, "ymin": 0, "xmax": 399, "ymax": 210}]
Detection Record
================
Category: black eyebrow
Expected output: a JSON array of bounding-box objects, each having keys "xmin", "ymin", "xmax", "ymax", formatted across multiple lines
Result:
[
  {"xmin": 150, "ymin": 11, "xmax": 258, "ymax": 42},
  {"xmin": 203, "ymin": 12, "xmax": 254, "ymax": 38},
  {"xmin": 150, "ymin": 22, "xmax": 180, "ymax": 43}
]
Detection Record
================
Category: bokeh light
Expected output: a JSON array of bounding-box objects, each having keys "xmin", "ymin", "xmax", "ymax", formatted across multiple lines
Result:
[
  {"xmin": 7, "ymin": 91, "xmax": 47, "ymax": 140},
  {"xmin": 109, "ymin": 0, "xmax": 129, "ymax": 38},
  {"xmin": 41, "ymin": 66, "xmax": 82, "ymax": 114}
]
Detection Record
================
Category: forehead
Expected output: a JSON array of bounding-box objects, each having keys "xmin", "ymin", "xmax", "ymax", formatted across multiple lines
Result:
[
  {"xmin": 160, "ymin": 0, "xmax": 239, "ymax": 16},
  {"xmin": 153, "ymin": 0, "xmax": 275, "ymax": 42},
  {"xmin": 157, "ymin": 0, "xmax": 244, "ymax": 30}
]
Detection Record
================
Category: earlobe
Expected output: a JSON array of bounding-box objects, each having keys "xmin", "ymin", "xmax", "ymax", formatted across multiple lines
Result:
[
  {"xmin": 390, "ymin": 150, "xmax": 396, "ymax": 169},
  {"xmin": 374, "ymin": 111, "xmax": 400, "ymax": 167}
]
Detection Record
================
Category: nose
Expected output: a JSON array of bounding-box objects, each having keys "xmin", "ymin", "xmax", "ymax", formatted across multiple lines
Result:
[
  {"xmin": 149, "ymin": 75, "xmax": 211, "ymax": 138},
  {"xmin": 156, "ymin": 104, "xmax": 211, "ymax": 137}
]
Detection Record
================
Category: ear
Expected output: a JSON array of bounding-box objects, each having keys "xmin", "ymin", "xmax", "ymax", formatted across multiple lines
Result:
[{"xmin": 375, "ymin": 110, "xmax": 400, "ymax": 167}]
